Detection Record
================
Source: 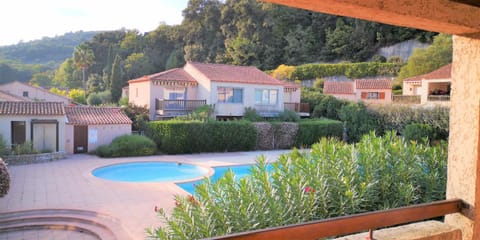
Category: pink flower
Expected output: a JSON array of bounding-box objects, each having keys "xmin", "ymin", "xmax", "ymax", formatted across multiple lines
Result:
[{"xmin": 304, "ymin": 186, "xmax": 314, "ymax": 193}]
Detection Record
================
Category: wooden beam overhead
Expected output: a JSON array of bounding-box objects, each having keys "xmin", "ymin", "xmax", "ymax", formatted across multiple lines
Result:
[{"xmin": 262, "ymin": 0, "xmax": 480, "ymax": 38}]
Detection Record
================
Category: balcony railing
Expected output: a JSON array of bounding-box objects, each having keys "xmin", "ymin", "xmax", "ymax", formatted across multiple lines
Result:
[
  {"xmin": 155, "ymin": 99, "xmax": 207, "ymax": 117},
  {"xmin": 392, "ymin": 95, "xmax": 421, "ymax": 104},
  {"xmin": 428, "ymin": 95, "xmax": 450, "ymax": 102},
  {"xmin": 209, "ymin": 199, "xmax": 464, "ymax": 240},
  {"xmin": 284, "ymin": 102, "xmax": 310, "ymax": 113}
]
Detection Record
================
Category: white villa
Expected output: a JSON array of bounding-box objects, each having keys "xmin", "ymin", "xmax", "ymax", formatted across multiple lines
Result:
[{"xmin": 127, "ymin": 62, "xmax": 306, "ymax": 120}]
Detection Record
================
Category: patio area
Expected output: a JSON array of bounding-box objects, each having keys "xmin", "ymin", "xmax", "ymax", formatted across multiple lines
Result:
[{"xmin": 0, "ymin": 150, "xmax": 290, "ymax": 239}]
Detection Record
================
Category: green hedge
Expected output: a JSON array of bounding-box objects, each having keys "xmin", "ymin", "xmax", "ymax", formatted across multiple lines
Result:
[
  {"xmin": 96, "ymin": 135, "xmax": 157, "ymax": 158},
  {"xmin": 339, "ymin": 102, "xmax": 383, "ymax": 142},
  {"xmin": 292, "ymin": 62, "xmax": 402, "ymax": 80},
  {"xmin": 147, "ymin": 120, "xmax": 257, "ymax": 154},
  {"xmin": 403, "ymin": 123, "xmax": 437, "ymax": 143},
  {"xmin": 295, "ymin": 119, "xmax": 343, "ymax": 146}
]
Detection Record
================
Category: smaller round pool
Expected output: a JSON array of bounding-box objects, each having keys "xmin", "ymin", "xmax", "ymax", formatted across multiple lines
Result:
[{"xmin": 92, "ymin": 162, "xmax": 209, "ymax": 182}]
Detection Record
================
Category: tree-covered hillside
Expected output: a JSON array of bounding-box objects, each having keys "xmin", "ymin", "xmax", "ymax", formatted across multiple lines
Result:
[
  {"xmin": 0, "ymin": 31, "xmax": 98, "ymax": 66},
  {"xmin": 1, "ymin": 0, "xmax": 437, "ymax": 103}
]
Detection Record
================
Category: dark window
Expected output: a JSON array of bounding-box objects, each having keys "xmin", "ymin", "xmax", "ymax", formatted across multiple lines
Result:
[
  {"xmin": 22, "ymin": 91, "xmax": 29, "ymax": 97},
  {"xmin": 11, "ymin": 121, "xmax": 26, "ymax": 146}
]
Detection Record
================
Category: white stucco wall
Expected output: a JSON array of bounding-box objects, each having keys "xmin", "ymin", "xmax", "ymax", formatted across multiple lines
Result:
[
  {"xmin": 284, "ymin": 89, "xmax": 301, "ymax": 103},
  {"xmin": 0, "ymin": 82, "xmax": 71, "ymax": 104},
  {"xmin": 184, "ymin": 63, "xmax": 212, "ymax": 103},
  {"xmin": 65, "ymin": 124, "xmax": 132, "ymax": 154},
  {"xmin": 403, "ymin": 81, "xmax": 422, "ymax": 95},
  {"xmin": 210, "ymin": 82, "xmax": 284, "ymax": 116},
  {"xmin": 328, "ymin": 93, "xmax": 357, "ymax": 101},
  {"xmin": 0, "ymin": 115, "xmax": 66, "ymax": 152},
  {"xmin": 129, "ymin": 80, "xmax": 154, "ymax": 119},
  {"xmin": 356, "ymin": 89, "xmax": 392, "ymax": 104},
  {"xmin": 419, "ymin": 78, "xmax": 450, "ymax": 104}
]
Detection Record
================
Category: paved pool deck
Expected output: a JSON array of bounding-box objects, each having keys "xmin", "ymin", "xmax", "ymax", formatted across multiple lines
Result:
[{"xmin": 0, "ymin": 150, "xmax": 291, "ymax": 240}]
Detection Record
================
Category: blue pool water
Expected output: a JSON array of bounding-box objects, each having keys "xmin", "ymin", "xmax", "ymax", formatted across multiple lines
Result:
[
  {"xmin": 92, "ymin": 162, "xmax": 209, "ymax": 182},
  {"xmin": 177, "ymin": 164, "xmax": 272, "ymax": 194}
]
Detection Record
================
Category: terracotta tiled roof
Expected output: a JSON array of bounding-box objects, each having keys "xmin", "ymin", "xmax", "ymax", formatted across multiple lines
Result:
[
  {"xmin": 403, "ymin": 63, "xmax": 452, "ymax": 82},
  {"xmin": 65, "ymin": 106, "xmax": 132, "ymax": 125},
  {"xmin": 0, "ymin": 102, "xmax": 65, "ymax": 115},
  {"xmin": 0, "ymin": 90, "xmax": 31, "ymax": 101},
  {"xmin": 128, "ymin": 68, "xmax": 197, "ymax": 84},
  {"xmin": 323, "ymin": 81, "xmax": 354, "ymax": 94},
  {"xmin": 355, "ymin": 78, "xmax": 392, "ymax": 89},
  {"xmin": 187, "ymin": 62, "xmax": 284, "ymax": 85}
]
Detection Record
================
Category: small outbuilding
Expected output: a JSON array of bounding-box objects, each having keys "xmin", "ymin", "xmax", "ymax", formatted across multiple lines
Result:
[
  {"xmin": 65, "ymin": 107, "xmax": 132, "ymax": 154},
  {"xmin": 0, "ymin": 101, "xmax": 66, "ymax": 153}
]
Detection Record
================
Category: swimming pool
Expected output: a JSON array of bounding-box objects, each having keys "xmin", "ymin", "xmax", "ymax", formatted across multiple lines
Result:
[
  {"xmin": 177, "ymin": 164, "xmax": 272, "ymax": 194},
  {"xmin": 92, "ymin": 162, "xmax": 210, "ymax": 182}
]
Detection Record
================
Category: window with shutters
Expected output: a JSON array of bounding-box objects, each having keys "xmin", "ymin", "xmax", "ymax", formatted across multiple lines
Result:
[{"xmin": 361, "ymin": 92, "xmax": 385, "ymax": 100}]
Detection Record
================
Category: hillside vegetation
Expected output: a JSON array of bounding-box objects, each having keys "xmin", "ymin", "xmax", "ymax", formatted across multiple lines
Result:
[
  {"xmin": 0, "ymin": 0, "xmax": 436, "ymax": 102},
  {"xmin": 0, "ymin": 31, "xmax": 98, "ymax": 66}
]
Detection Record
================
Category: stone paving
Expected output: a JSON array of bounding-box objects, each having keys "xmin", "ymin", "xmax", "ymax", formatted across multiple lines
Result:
[{"xmin": 0, "ymin": 150, "xmax": 290, "ymax": 240}]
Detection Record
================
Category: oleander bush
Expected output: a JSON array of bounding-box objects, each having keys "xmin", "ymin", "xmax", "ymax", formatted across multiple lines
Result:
[
  {"xmin": 96, "ymin": 135, "xmax": 156, "ymax": 158},
  {"xmin": 0, "ymin": 159, "xmax": 9, "ymax": 197},
  {"xmin": 148, "ymin": 132, "xmax": 447, "ymax": 239},
  {"xmin": 147, "ymin": 120, "xmax": 257, "ymax": 154}
]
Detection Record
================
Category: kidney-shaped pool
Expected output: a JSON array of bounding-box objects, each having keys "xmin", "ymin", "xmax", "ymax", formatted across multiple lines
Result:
[{"xmin": 92, "ymin": 162, "xmax": 210, "ymax": 182}]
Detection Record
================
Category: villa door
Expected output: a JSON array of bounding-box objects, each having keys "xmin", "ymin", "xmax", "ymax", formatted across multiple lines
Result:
[
  {"xmin": 74, "ymin": 125, "xmax": 88, "ymax": 153},
  {"xmin": 11, "ymin": 121, "xmax": 26, "ymax": 146}
]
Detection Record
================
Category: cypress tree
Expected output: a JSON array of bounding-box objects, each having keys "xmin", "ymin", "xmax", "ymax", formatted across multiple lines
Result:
[{"xmin": 110, "ymin": 54, "xmax": 123, "ymax": 103}]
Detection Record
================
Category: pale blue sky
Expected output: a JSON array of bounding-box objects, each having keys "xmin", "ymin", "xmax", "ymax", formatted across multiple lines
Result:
[{"xmin": 0, "ymin": 0, "xmax": 189, "ymax": 46}]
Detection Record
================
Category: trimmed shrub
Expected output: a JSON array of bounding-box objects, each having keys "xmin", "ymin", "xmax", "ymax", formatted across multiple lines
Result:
[
  {"xmin": 147, "ymin": 120, "xmax": 257, "ymax": 154},
  {"xmin": 403, "ymin": 123, "xmax": 436, "ymax": 143},
  {"xmin": 0, "ymin": 159, "xmax": 9, "ymax": 197},
  {"xmin": 371, "ymin": 105, "xmax": 449, "ymax": 139},
  {"xmin": 149, "ymin": 132, "xmax": 447, "ymax": 239},
  {"xmin": 243, "ymin": 107, "xmax": 263, "ymax": 122},
  {"xmin": 87, "ymin": 93, "xmax": 102, "ymax": 106},
  {"xmin": 11, "ymin": 142, "xmax": 39, "ymax": 155},
  {"xmin": 295, "ymin": 119, "xmax": 343, "ymax": 146},
  {"xmin": 278, "ymin": 110, "xmax": 300, "ymax": 122},
  {"xmin": 339, "ymin": 102, "xmax": 383, "ymax": 142},
  {"xmin": 300, "ymin": 88, "xmax": 326, "ymax": 113},
  {"xmin": 312, "ymin": 95, "xmax": 348, "ymax": 120},
  {"xmin": 96, "ymin": 135, "xmax": 156, "ymax": 158}
]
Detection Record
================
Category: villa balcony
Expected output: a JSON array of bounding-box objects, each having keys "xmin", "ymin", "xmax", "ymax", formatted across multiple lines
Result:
[
  {"xmin": 428, "ymin": 95, "xmax": 450, "ymax": 102},
  {"xmin": 392, "ymin": 95, "xmax": 421, "ymax": 104},
  {"xmin": 212, "ymin": 199, "xmax": 464, "ymax": 240},
  {"xmin": 284, "ymin": 102, "xmax": 310, "ymax": 116},
  {"xmin": 155, "ymin": 99, "xmax": 207, "ymax": 118}
]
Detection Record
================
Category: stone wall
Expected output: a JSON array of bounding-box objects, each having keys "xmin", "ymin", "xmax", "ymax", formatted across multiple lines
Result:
[{"xmin": 4, "ymin": 152, "xmax": 66, "ymax": 165}]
